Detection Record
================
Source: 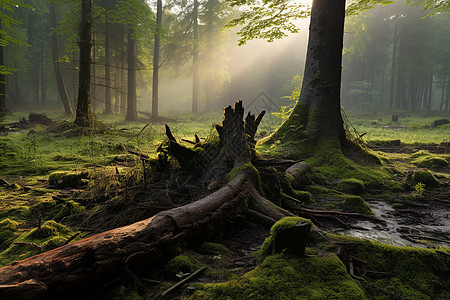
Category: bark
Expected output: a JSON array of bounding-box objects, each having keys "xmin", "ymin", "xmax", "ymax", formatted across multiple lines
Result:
[
  {"xmin": 125, "ymin": 27, "xmax": 138, "ymax": 121},
  {"xmin": 104, "ymin": 19, "xmax": 112, "ymax": 115},
  {"xmin": 0, "ymin": 20, "xmax": 5, "ymax": 115},
  {"xmin": 389, "ymin": 21, "xmax": 398, "ymax": 109},
  {"xmin": 0, "ymin": 101, "xmax": 285, "ymax": 299},
  {"xmin": 152, "ymin": 0, "xmax": 162, "ymax": 117},
  {"xmin": 269, "ymin": 0, "xmax": 346, "ymax": 148},
  {"xmin": 74, "ymin": 0, "xmax": 93, "ymax": 127},
  {"xmin": 49, "ymin": 1, "xmax": 72, "ymax": 116},
  {"xmin": 192, "ymin": 0, "xmax": 199, "ymax": 114}
]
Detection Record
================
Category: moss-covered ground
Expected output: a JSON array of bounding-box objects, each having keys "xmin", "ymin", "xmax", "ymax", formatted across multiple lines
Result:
[{"xmin": 0, "ymin": 110, "xmax": 448, "ymax": 299}]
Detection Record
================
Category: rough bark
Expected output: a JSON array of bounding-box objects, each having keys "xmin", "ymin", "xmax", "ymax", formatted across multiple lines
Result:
[
  {"xmin": 125, "ymin": 26, "xmax": 138, "ymax": 121},
  {"xmin": 268, "ymin": 0, "xmax": 346, "ymax": 148},
  {"xmin": 192, "ymin": 0, "xmax": 199, "ymax": 114},
  {"xmin": 104, "ymin": 19, "xmax": 112, "ymax": 115},
  {"xmin": 152, "ymin": 0, "xmax": 162, "ymax": 117},
  {"xmin": 0, "ymin": 20, "xmax": 5, "ymax": 116},
  {"xmin": 74, "ymin": 0, "xmax": 93, "ymax": 127}
]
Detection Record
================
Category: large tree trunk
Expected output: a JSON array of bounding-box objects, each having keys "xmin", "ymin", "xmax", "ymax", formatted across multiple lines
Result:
[
  {"xmin": 152, "ymin": 0, "xmax": 162, "ymax": 117},
  {"xmin": 74, "ymin": 0, "xmax": 93, "ymax": 127},
  {"xmin": 0, "ymin": 101, "xmax": 284, "ymax": 300},
  {"xmin": 268, "ymin": 0, "xmax": 346, "ymax": 150}
]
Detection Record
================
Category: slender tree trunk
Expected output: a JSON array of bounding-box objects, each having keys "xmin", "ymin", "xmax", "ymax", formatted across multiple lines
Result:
[
  {"xmin": 120, "ymin": 33, "xmax": 127, "ymax": 114},
  {"xmin": 192, "ymin": 0, "xmax": 199, "ymax": 114},
  {"xmin": 41, "ymin": 52, "xmax": 47, "ymax": 107},
  {"xmin": 91, "ymin": 34, "xmax": 96, "ymax": 113},
  {"xmin": 0, "ymin": 20, "xmax": 6, "ymax": 115},
  {"xmin": 74, "ymin": 0, "xmax": 93, "ymax": 127},
  {"xmin": 270, "ymin": 0, "xmax": 346, "ymax": 150},
  {"xmin": 104, "ymin": 20, "xmax": 112, "ymax": 114},
  {"xmin": 205, "ymin": 0, "xmax": 215, "ymax": 112},
  {"xmin": 152, "ymin": 0, "xmax": 162, "ymax": 117},
  {"xmin": 440, "ymin": 68, "xmax": 447, "ymax": 112},
  {"xmin": 125, "ymin": 27, "xmax": 138, "ymax": 121},
  {"xmin": 49, "ymin": 1, "xmax": 72, "ymax": 115},
  {"xmin": 426, "ymin": 69, "xmax": 433, "ymax": 112},
  {"xmin": 389, "ymin": 21, "xmax": 398, "ymax": 109}
]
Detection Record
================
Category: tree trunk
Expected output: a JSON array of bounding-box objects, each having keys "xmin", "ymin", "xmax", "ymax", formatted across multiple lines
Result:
[
  {"xmin": 269, "ymin": 0, "xmax": 346, "ymax": 149},
  {"xmin": 152, "ymin": 0, "xmax": 162, "ymax": 117},
  {"xmin": 0, "ymin": 20, "xmax": 6, "ymax": 116},
  {"xmin": 192, "ymin": 0, "xmax": 199, "ymax": 114},
  {"xmin": 125, "ymin": 26, "xmax": 138, "ymax": 121},
  {"xmin": 389, "ymin": 21, "xmax": 398, "ymax": 110},
  {"xmin": 74, "ymin": 0, "xmax": 93, "ymax": 127},
  {"xmin": 104, "ymin": 19, "xmax": 112, "ymax": 115}
]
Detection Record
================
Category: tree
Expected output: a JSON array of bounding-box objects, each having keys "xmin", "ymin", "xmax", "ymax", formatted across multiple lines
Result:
[
  {"xmin": 152, "ymin": 0, "xmax": 162, "ymax": 117},
  {"xmin": 192, "ymin": 0, "xmax": 199, "ymax": 114},
  {"xmin": 74, "ymin": 0, "xmax": 93, "ymax": 127},
  {"xmin": 49, "ymin": 0, "xmax": 73, "ymax": 116},
  {"xmin": 262, "ymin": 0, "xmax": 348, "ymax": 155},
  {"xmin": 125, "ymin": 26, "xmax": 138, "ymax": 121}
]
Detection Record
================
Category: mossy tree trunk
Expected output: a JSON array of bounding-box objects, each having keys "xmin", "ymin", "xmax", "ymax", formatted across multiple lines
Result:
[
  {"xmin": 268, "ymin": 0, "xmax": 347, "ymax": 153},
  {"xmin": 74, "ymin": 0, "xmax": 93, "ymax": 127}
]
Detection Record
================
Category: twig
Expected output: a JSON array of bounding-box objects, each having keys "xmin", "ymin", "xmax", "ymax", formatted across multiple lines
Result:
[
  {"xmin": 158, "ymin": 266, "xmax": 207, "ymax": 298},
  {"xmin": 65, "ymin": 232, "xmax": 80, "ymax": 245}
]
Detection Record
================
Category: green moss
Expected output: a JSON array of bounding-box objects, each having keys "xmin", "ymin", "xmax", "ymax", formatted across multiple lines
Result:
[
  {"xmin": 0, "ymin": 219, "xmax": 19, "ymax": 250},
  {"xmin": 190, "ymin": 253, "xmax": 366, "ymax": 299},
  {"xmin": 258, "ymin": 217, "xmax": 312, "ymax": 259},
  {"xmin": 411, "ymin": 151, "xmax": 449, "ymax": 169},
  {"xmin": 292, "ymin": 190, "xmax": 314, "ymax": 203},
  {"xmin": 198, "ymin": 242, "xmax": 231, "ymax": 256},
  {"xmin": 342, "ymin": 195, "xmax": 374, "ymax": 215},
  {"xmin": 53, "ymin": 200, "xmax": 86, "ymax": 221},
  {"xmin": 45, "ymin": 236, "xmax": 67, "ymax": 250},
  {"xmin": 27, "ymin": 220, "xmax": 71, "ymax": 240},
  {"xmin": 162, "ymin": 255, "xmax": 203, "ymax": 279},
  {"xmin": 337, "ymin": 178, "xmax": 366, "ymax": 195},
  {"xmin": 227, "ymin": 162, "xmax": 263, "ymax": 193},
  {"xmin": 328, "ymin": 235, "xmax": 450, "ymax": 300},
  {"xmin": 411, "ymin": 169, "xmax": 440, "ymax": 187},
  {"xmin": 48, "ymin": 171, "xmax": 87, "ymax": 188}
]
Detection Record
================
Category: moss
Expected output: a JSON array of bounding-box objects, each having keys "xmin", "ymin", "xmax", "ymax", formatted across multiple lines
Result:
[
  {"xmin": 48, "ymin": 171, "xmax": 88, "ymax": 188},
  {"xmin": 227, "ymin": 162, "xmax": 263, "ymax": 193},
  {"xmin": 342, "ymin": 195, "xmax": 374, "ymax": 215},
  {"xmin": 328, "ymin": 235, "xmax": 450, "ymax": 300},
  {"xmin": 258, "ymin": 217, "xmax": 312, "ymax": 259},
  {"xmin": 411, "ymin": 151, "xmax": 449, "ymax": 169},
  {"xmin": 292, "ymin": 190, "xmax": 314, "ymax": 203},
  {"xmin": 162, "ymin": 255, "xmax": 203, "ymax": 279},
  {"xmin": 411, "ymin": 169, "xmax": 440, "ymax": 187},
  {"xmin": 45, "ymin": 236, "xmax": 67, "ymax": 250},
  {"xmin": 0, "ymin": 219, "xmax": 19, "ymax": 250},
  {"xmin": 190, "ymin": 252, "xmax": 366, "ymax": 299},
  {"xmin": 337, "ymin": 178, "xmax": 366, "ymax": 195},
  {"xmin": 53, "ymin": 200, "xmax": 86, "ymax": 221},
  {"xmin": 198, "ymin": 242, "xmax": 232, "ymax": 256},
  {"xmin": 27, "ymin": 220, "xmax": 71, "ymax": 240}
]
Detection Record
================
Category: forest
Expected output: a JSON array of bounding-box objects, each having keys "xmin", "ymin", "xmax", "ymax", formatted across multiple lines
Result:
[{"xmin": 0, "ymin": 0, "xmax": 449, "ymax": 299}]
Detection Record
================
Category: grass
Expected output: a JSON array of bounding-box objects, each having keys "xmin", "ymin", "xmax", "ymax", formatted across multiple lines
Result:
[{"xmin": 345, "ymin": 111, "xmax": 450, "ymax": 144}]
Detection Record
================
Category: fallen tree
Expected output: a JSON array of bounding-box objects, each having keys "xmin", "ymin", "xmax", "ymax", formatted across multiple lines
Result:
[{"xmin": 0, "ymin": 101, "xmax": 288, "ymax": 300}]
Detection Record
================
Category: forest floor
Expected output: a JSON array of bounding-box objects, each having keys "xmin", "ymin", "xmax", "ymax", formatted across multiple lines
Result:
[{"xmin": 0, "ymin": 110, "xmax": 449, "ymax": 299}]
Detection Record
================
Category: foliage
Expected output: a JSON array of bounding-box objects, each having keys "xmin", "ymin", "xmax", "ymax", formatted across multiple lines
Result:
[
  {"xmin": 272, "ymin": 74, "xmax": 302, "ymax": 120},
  {"xmin": 414, "ymin": 182, "xmax": 425, "ymax": 196}
]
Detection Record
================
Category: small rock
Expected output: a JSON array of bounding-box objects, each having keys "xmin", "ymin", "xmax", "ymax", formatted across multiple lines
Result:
[{"xmin": 431, "ymin": 119, "xmax": 449, "ymax": 127}]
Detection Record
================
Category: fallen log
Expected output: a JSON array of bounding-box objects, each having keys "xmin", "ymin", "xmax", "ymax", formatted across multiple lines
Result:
[{"xmin": 0, "ymin": 172, "xmax": 255, "ymax": 300}]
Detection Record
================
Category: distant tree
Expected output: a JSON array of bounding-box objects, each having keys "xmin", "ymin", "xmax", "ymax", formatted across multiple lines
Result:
[
  {"xmin": 49, "ymin": 0, "xmax": 73, "ymax": 116},
  {"xmin": 74, "ymin": 0, "xmax": 93, "ymax": 127},
  {"xmin": 152, "ymin": 0, "xmax": 162, "ymax": 117}
]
